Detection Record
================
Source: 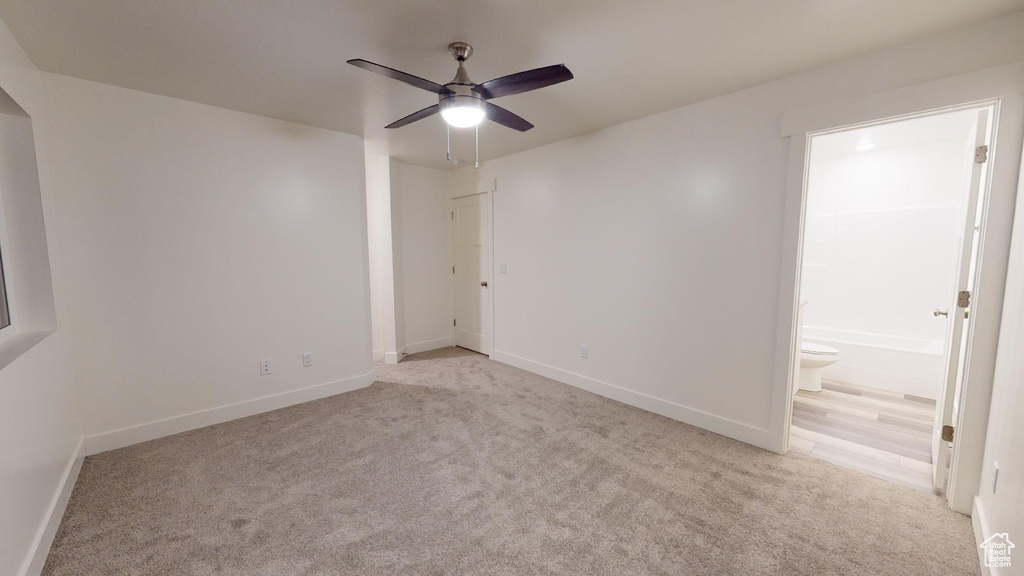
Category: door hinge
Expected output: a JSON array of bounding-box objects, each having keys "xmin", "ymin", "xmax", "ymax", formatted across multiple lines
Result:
[
  {"xmin": 941, "ymin": 425, "xmax": 955, "ymax": 443},
  {"xmin": 957, "ymin": 290, "xmax": 971, "ymax": 308},
  {"xmin": 975, "ymin": 145, "xmax": 988, "ymax": 164},
  {"xmin": 451, "ymin": 211, "xmax": 454, "ymax": 220},
  {"xmin": 452, "ymin": 266, "xmax": 455, "ymax": 274},
  {"xmin": 453, "ymin": 318, "xmax": 456, "ymax": 326}
]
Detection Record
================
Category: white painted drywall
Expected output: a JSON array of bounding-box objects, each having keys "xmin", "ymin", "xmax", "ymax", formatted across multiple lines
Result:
[
  {"xmin": 388, "ymin": 158, "xmax": 407, "ymax": 360},
  {"xmin": 0, "ymin": 20, "xmax": 82, "ymax": 576},
  {"xmin": 974, "ymin": 144, "xmax": 1024, "ymax": 573},
  {"xmin": 365, "ymin": 154, "xmax": 405, "ymax": 364},
  {"xmin": 0, "ymin": 335, "xmax": 81, "ymax": 576},
  {"xmin": 365, "ymin": 158, "xmax": 453, "ymax": 362},
  {"xmin": 395, "ymin": 162, "xmax": 453, "ymax": 354},
  {"xmin": 448, "ymin": 15, "xmax": 1024, "ymax": 449},
  {"xmin": 0, "ymin": 11, "xmax": 374, "ymax": 572},
  {"xmin": 33, "ymin": 71, "xmax": 373, "ymax": 439},
  {"xmin": 365, "ymin": 153, "xmax": 390, "ymax": 361},
  {"xmin": 0, "ymin": 110, "xmax": 56, "ymax": 344},
  {"xmin": 801, "ymin": 111, "xmax": 979, "ymax": 399}
]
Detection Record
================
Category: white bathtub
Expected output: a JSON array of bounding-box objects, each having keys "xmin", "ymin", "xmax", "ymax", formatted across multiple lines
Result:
[{"xmin": 801, "ymin": 326, "xmax": 943, "ymax": 400}]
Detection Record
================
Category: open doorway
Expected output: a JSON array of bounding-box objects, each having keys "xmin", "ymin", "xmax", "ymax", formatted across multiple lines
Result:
[{"xmin": 787, "ymin": 106, "xmax": 993, "ymax": 493}]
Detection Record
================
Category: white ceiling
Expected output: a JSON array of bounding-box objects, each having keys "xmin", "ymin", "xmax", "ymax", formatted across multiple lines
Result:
[{"xmin": 2, "ymin": 1, "xmax": 1022, "ymax": 170}]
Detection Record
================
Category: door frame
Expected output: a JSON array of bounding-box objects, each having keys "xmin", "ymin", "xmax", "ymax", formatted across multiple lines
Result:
[
  {"xmin": 768, "ymin": 72, "xmax": 1024, "ymax": 514},
  {"xmin": 933, "ymin": 107, "xmax": 992, "ymax": 492},
  {"xmin": 450, "ymin": 184, "xmax": 495, "ymax": 356}
]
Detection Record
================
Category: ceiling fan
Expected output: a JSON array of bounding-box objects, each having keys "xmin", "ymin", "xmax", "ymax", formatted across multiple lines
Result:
[{"xmin": 348, "ymin": 42, "xmax": 573, "ymax": 165}]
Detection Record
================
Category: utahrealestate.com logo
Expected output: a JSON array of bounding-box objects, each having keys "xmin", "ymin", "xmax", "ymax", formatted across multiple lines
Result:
[{"xmin": 979, "ymin": 533, "xmax": 1014, "ymax": 569}]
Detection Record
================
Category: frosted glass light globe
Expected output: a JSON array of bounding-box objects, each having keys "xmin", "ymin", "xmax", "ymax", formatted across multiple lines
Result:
[{"xmin": 441, "ymin": 104, "xmax": 485, "ymax": 128}]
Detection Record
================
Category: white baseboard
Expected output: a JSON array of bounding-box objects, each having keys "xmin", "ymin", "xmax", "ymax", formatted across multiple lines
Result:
[
  {"xmin": 403, "ymin": 337, "xmax": 452, "ymax": 356},
  {"xmin": 84, "ymin": 371, "xmax": 375, "ymax": 455},
  {"xmin": 384, "ymin": 337, "xmax": 453, "ymax": 365},
  {"xmin": 973, "ymin": 496, "xmax": 994, "ymax": 576},
  {"xmin": 490, "ymin": 350, "xmax": 771, "ymax": 450},
  {"xmin": 21, "ymin": 438, "xmax": 85, "ymax": 576},
  {"xmin": 372, "ymin": 349, "xmax": 385, "ymax": 362}
]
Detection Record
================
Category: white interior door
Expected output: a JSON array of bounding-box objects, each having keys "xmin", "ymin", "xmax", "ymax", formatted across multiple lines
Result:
[
  {"xmin": 452, "ymin": 193, "xmax": 491, "ymax": 355},
  {"xmin": 932, "ymin": 108, "xmax": 990, "ymax": 491}
]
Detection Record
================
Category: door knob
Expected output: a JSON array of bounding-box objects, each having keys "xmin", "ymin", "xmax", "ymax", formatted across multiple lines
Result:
[
  {"xmin": 933, "ymin": 309, "xmax": 948, "ymax": 317},
  {"xmin": 480, "ymin": 281, "xmax": 488, "ymax": 287}
]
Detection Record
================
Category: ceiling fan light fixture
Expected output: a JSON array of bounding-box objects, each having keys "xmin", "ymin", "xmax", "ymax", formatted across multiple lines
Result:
[{"xmin": 440, "ymin": 95, "xmax": 485, "ymax": 128}]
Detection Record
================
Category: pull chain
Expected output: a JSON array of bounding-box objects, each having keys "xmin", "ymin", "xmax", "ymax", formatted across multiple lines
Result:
[
  {"xmin": 446, "ymin": 123, "xmax": 451, "ymax": 162},
  {"xmin": 474, "ymin": 124, "xmax": 479, "ymax": 169}
]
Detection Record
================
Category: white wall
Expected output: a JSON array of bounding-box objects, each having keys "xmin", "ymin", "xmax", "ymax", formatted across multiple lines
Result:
[
  {"xmin": 365, "ymin": 157, "xmax": 453, "ymax": 363},
  {"xmin": 0, "ymin": 335, "xmax": 81, "ymax": 576},
  {"xmin": 0, "ymin": 21, "xmax": 82, "ymax": 576},
  {"xmin": 974, "ymin": 144, "xmax": 1024, "ymax": 576},
  {"xmin": 394, "ymin": 162, "xmax": 453, "ymax": 354},
  {"xmin": 387, "ymin": 158, "xmax": 407, "ymax": 360},
  {"xmin": 365, "ymin": 153, "xmax": 390, "ymax": 361},
  {"xmin": 801, "ymin": 111, "xmax": 979, "ymax": 398},
  {"xmin": 35, "ymin": 72, "xmax": 373, "ymax": 447},
  {"xmin": 0, "ymin": 12, "xmax": 374, "ymax": 574},
  {"xmin": 448, "ymin": 14, "xmax": 1024, "ymax": 450},
  {"xmin": 0, "ymin": 110, "xmax": 56, "ymax": 346}
]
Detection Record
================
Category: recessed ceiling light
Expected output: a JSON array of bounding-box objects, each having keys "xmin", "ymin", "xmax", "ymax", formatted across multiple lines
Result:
[{"xmin": 855, "ymin": 142, "xmax": 876, "ymax": 151}]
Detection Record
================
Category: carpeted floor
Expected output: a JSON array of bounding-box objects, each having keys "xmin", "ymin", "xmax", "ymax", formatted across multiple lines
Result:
[{"xmin": 43, "ymin": 347, "xmax": 979, "ymax": 575}]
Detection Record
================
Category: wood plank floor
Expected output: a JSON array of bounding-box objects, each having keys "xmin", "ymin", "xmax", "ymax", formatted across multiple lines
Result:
[{"xmin": 790, "ymin": 380, "xmax": 939, "ymax": 493}]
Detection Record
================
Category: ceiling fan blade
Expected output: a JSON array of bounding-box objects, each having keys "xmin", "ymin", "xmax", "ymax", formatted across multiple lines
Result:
[
  {"xmin": 347, "ymin": 59, "xmax": 453, "ymax": 95},
  {"xmin": 473, "ymin": 64, "xmax": 573, "ymax": 100},
  {"xmin": 385, "ymin": 104, "xmax": 440, "ymax": 129},
  {"xmin": 485, "ymin": 102, "xmax": 534, "ymax": 132}
]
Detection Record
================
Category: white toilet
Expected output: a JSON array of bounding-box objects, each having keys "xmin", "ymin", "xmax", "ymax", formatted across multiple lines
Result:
[{"xmin": 798, "ymin": 341, "xmax": 840, "ymax": 392}]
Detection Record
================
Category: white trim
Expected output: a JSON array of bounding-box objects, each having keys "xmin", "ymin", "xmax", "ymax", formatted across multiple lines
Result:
[
  {"xmin": 947, "ymin": 94, "xmax": 1024, "ymax": 514},
  {"xmin": 372, "ymin": 349, "xmax": 385, "ymax": 362},
  {"xmin": 21, "ymin": 438, "xmax": 85, "ymax": 576},
  {"xmin": 491, "ymin": 349, "xmax": 771, "ymax": 450},
  {"xmin": 83, "ymin": 371, "xmax": 375, "ymax": 455},
  {"xmin": 451, "ymin": 178, "xmax": 497, "ymax": 200},
  {"xmin": 485, "ymin": 188, "xmax": 494, "ymax": 356},
  {"xmin": 389, "ymin": 337, "xmax": 453, "ymax": 363},
  {"xmin": 403, "ymin": 336, "xmax": 452, "ymax": 356},
  {"xmin": 769, "ymin": 133, "xmax": 811, "ymax": 454},
  {"xmin": 973, "ymin": 497, "xmax": 994, "ymax": 576}
]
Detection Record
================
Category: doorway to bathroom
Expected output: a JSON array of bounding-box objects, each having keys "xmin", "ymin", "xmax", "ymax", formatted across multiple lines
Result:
[{"xmin": 787, "ymin": 105, "xmax": 993, "ymax": 494}]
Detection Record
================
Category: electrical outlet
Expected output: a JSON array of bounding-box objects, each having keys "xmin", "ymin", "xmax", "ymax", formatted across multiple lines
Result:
[
  {"xmin": 581, "ymin": 344, "xmax": 588, "ymax": 358},
  {"xmin": 499, "ymin": 263, "xmax": 507, "ymax": 274},
  {"xmin": 260, "ymin": 359, "xmax": 272, "ymax": 375},
  {"xmin": 992, "ymin": 462, "xmax": 999, "ymax": 493},
  {"xmin": 302, "ymin": 352, "xmax": 313, "ymax": 367}
]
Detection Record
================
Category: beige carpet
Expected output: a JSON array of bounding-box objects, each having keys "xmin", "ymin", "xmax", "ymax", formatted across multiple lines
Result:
[{"xmin": 43, "ymin": 347, "xmax": 979, "ymax": 575}]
